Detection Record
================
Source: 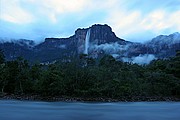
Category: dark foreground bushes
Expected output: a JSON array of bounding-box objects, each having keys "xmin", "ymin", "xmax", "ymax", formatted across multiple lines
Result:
[{"xmin": 0, "ymin": 51, "xmax": 180, "ymax": 99}]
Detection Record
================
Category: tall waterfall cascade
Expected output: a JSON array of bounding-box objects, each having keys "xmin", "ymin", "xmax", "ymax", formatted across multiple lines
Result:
[{"xmin": 84, "ymin": 29, "xmax": 91, "ymax": 54}]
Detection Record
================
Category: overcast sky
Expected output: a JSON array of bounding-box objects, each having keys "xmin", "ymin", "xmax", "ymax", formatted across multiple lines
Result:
[{"xmin": 0, "ymin": 0, "xmax": 180, "ymax": 43}]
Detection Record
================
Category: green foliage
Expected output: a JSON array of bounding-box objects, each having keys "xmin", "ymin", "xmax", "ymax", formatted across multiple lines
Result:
[
  {"xmin": 0, "ymin": 50, "xmax": 5, "ymax": 64},
  {"xmin": 99, "ymin": 54, "xmax": 116, "ymax": 67},
  {"xmin": 0, "ymin": 54, "xmax": 180, "ymax": 99}
]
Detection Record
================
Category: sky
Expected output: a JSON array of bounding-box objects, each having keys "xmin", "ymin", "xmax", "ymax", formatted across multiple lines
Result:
[{"xmin": 0, "ymin": 0, "xmax": 180, "ymax": 43}]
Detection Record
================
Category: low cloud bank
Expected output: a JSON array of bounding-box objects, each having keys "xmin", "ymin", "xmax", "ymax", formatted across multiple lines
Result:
[
  {"xmin": 89, "ymin": 42, "xmax": 156, "ymax": 65},
  {"xmin": 122, "ymin": 54, "xmax": 156, "ymax": 65},
  {"xmin": 90, "ymin": 42, "xmax": 130, "ymax": 54}
]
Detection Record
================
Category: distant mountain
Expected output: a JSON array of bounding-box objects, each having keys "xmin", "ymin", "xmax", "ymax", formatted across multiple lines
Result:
[
  {"xmin": 0, "ymin": 24, "xmax": 129, "ymax": 62},
  {"xmin": 145, "ymin": 32, "xmax": 180, "ymax": 58},
  {"xmin": 126, "ymin": 32, "xmax": 180, "ymax": 59},
  {"xmin": 0, "ymin": 39, "xmax": 35, "ymax": 61},
  {"xmin": 0, "ymin": 24, "xmax": 180, "ymax": 64}
]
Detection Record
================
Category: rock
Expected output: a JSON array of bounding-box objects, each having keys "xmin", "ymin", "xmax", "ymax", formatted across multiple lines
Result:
[{"xmin": 0, "ymin": 25, "xmax": 180, "ymax": 63}]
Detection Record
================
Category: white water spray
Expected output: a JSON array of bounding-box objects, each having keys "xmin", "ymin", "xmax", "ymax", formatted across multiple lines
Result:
[{"xmin": 84, "ymin": 29, "xmax": 91, "ymax": 54}]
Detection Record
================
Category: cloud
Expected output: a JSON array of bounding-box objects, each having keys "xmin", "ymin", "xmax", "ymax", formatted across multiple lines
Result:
[
  {"xmin": 141, "ymin": 10, "xmax": 180, "ymax": 32},
  {"xmin": 132, "ymin": 54, "xmax": 156, "ymax": 65},
  {"xmin": 24, "ymin": 0, "xmax": 88, "ymax": 23},
  {"xmin": 106, "ymin": 0, "xmax": 180, "ymax": 42},
  {"xmin": 0, "ymin": 0, "xmax": 34, "ymax": 24},
  {"xmin": 0, "ymin": 0, "xmax": 180, "ymax": 43},
  {"xmin": 90, "ymin": 42, "xmax": 130, "ymax": 54},
  {"xmin": 122, "ymin": 54, "xmax": 157, "ymax": 65}
]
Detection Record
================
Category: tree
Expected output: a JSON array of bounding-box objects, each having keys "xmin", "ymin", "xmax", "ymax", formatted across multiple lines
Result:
[
  {"xmin": 0, "ymin": 50, "xmax": 6, "ymax": 93},
  {"xmin": 37, "ymin": 64, "xmax": 65, "ymax": 96},
  {"xmin": 99, "ymin": 54, "xmax": 116, "ymax": 67},
  {"xmin": 2, "ymin": 57, "xmax": 32, "ymax": 94},
  {"xmin": 16, "ymin": 57, "xmax": 33, "ymax": 94},
  {"xmin": 0, "ymin": 50, "xmax": 5, "ymax": 64},
  {"xmin": 176, "ymin": 50, "xmax": 180, "ymax": 56},
  {"xmin": 0, "ymin": 64, "xmax": 6, "ymax": 93}
]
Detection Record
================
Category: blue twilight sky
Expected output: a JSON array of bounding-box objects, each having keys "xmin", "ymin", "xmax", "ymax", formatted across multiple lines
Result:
[{"xmin": 0, "ymin": 0, "xmax": 180, "ymax": 43}]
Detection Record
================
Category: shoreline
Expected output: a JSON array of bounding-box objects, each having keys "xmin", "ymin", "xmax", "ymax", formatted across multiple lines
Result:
[{"xmin": 0, "ymin": 94, "xmax": 180, "ymax": 102}]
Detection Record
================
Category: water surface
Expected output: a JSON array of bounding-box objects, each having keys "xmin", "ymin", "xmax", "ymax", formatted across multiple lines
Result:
[{"xmin": 0, "ymin": 100, "xmax": 180, "ymax": 120}]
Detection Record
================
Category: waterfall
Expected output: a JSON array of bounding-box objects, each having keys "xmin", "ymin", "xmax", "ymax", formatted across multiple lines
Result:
[{"xmin": 84, "ymin": 29, "xmax": 91, "ymax": 54}]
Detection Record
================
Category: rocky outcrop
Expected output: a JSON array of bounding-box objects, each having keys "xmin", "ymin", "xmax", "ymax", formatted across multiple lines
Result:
[
  {"xmin": 0, "ymin": 24, "xmax": 127, "ymax": 62},
  {"xmin": 33, "ymin": 24, "xmax": 128, "ymax": 61},
  {"xmin": 126, "ymin": 32, "xmax": 180, "ymax": 58},
  {"xmin": 0, "ymin": 39, "xmax": 35, "ymax": 61},
  {"xmin": 89, "ymin": 24, "xmax": 126, "ymax": 44},
  {"xmin": 75, "ymin": 24, "xmax": 127, "ymax": 54},
  {"xmin": 0, "ymin": 25, "xmax": 179, "ymax": 63}
]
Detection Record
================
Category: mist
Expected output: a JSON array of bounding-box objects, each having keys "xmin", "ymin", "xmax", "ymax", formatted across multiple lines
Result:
[
  {"xmin": 90, "ymin": 42, "xmax": 130, "ymax": 54},
  {"xmin": 122, "ymin": 54, "xmax": 157, "ymax": 65}
]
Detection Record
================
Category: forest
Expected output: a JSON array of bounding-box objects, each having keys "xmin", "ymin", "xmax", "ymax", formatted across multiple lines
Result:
[{"xmin": 0, "ymin": 50, "xmax": 180, "ymax": 100}]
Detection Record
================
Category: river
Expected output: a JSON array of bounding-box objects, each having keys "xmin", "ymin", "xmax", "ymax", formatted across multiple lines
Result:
[{"xmin": 0, "ymin": 100, "xmax": 180, "ymax": 120}]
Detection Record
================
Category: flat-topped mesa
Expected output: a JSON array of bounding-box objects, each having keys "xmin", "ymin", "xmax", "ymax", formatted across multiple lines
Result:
[
  {"xmin": 75, "ymin": 24, "xmax": 126, "ymax": 44},
  {"xmin": 41, "ymin": 24, "xmax": 129, "ymax": 55},
  {"xmin": 0, "ymin": 24, "xmax": 131, "ymax": 62},
  {"xmin": 90, "ymin": 24, "xmax": 121, "ymax": 44},
  {"xmin": 0, "ymin": 24, "xmax": 179, "ymax": 63},
  {"xmin": 44, "ymin": 24, "xmax": 126, "ymax": 46},
  {"xmin": 75, "ymin": 24, "xmax": 127, "ymax": 54}
]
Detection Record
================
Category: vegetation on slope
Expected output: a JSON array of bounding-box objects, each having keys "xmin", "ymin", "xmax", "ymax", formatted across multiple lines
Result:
[{"xmin": 0, "ymin": 50, "xmax": 180, "ymax": 100}]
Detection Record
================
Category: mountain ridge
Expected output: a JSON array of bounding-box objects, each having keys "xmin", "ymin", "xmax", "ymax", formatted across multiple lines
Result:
[{"xmin": 0, "ymin": 24, "xmax": 180, "ymax": 64}]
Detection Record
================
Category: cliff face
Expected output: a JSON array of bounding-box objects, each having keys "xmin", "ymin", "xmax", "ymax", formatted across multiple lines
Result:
[
  {"xmin": 0, "ymin": 24, "xmax": 127, "ymax": 62},
  {"xmin": 0, "ymin": 24, "xmax": 179, "ymax": 63},
  {"xmin": 89, "ymin": 24, "xmax": 125, "ymax": 44},
  {"xmin": 34, "ymin": 24, "xmax": 127, "ymax": 60},
  {"xmin": 126, "ymin": 32, "xmax": 180, "ymax": 58},
  {"xmin": 75, "ymin": 24, "xmax": 127, "ymax": 54}
]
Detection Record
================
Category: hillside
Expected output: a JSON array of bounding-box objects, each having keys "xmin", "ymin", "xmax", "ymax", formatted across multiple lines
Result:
[{"xmin": 0, "ymin": 24, "xmax": 180, "ymax": 64}]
